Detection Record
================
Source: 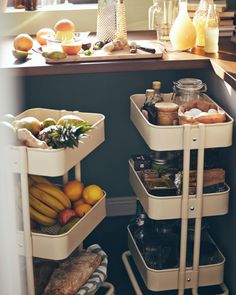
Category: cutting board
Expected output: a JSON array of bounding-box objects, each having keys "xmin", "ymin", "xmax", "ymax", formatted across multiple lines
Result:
[{"xmin": 44, "ymin": 40, "xmax": 163, "ymax": 64}]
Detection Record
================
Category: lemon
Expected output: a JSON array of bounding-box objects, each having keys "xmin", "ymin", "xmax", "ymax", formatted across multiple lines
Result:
[{"xmin": 82, "ymin": 184, "xmax": 104, "ymax": 205}]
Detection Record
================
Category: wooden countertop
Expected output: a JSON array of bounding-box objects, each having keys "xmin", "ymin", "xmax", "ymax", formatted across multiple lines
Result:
[{"xmin": 1, "ymin": 31, "xmax": 236, "ymax": 89}]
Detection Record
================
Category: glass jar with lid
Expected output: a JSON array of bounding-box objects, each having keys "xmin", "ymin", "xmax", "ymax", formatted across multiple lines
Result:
[{"xmin": 172, "ymin": 78, "xmax": 207, "ymax": 105}]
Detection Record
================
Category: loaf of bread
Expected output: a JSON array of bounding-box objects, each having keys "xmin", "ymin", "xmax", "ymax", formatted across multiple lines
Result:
[{"xmin": 43, "ymin": 252, "xmax": 101, "ymax": 295}]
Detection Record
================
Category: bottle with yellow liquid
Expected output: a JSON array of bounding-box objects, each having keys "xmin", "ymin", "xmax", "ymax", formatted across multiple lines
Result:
[
  {"xmin": 204, "ymin": 3, "xmax": 219, "ymax": 53},
  {"xmin": 169, "ymin": 0, "xmax": 197, "ymax": 51},
  {"xmin": 193, "ymin": 0, "xmax": 209, "ymax": 47}
]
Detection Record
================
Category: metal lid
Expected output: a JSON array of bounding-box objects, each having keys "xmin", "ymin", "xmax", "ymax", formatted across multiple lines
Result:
[
  {"xmin": 173, "ymin": 78, "xmax": 207, "ymax": 93},
  {"xmin": 155, "ymin": 102, "xmax": 179, "ymax": 111},
  {"xmin": 146, "ymin": 89, "xmax": 155, "ymax": 97},
  {"xmin": 152, "ymin": 81, "xmax": 161, "ymax": 90}
]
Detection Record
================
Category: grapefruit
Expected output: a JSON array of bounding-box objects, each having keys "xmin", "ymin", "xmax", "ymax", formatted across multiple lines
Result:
[
  {"xmin": 61, "ymin": 41, "xmax": 82, "ymax": 55},
  {"xmin": 13, "ymin": 33, "xmax": 33, "ymax": 51},
  {"xmin": 36, "ymin": 28, "xmax": 55, "ymax": 46}
]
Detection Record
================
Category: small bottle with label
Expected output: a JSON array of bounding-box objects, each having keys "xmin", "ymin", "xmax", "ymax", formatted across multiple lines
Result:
[
  {"xmin": 25, "ymin": 0, "xmax": 37, "ymax": 10},
  {"xmin": 152, "ymin": 81, "xmax": 163, "ymax": 103},
  {"xmin": 204, "ymin": 3, "xmax": 219, "ymax": 53},
  {"xmin": 141, "ymin": 89, "xmax": 157, "ymax": 124},
  {"xmin": 193, "ymin": 0, "xmax": 209, "ymax": 47}
]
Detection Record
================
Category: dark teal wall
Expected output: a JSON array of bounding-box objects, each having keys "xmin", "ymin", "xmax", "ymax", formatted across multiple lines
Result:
[{"xmin": 227, "ymin": 0, "xmax": 236, "ymax": 9}]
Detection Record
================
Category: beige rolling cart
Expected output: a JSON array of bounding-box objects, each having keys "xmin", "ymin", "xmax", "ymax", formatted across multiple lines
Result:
[
  {"xmin": 13, "ymin": 108, "xmax": 114, "ymax": 295},
  {"xmin": 122, "ymin": 94, "xmax": 233, "ymax": 295}
]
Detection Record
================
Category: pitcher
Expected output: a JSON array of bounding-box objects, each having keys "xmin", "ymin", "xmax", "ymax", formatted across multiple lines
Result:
[{"xmin": 149, "ymin": 0, "xmax": 178, "ymax": 41}]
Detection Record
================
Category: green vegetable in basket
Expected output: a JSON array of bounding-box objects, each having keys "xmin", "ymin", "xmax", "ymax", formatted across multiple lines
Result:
[{"xmin": 58, "ymin": 217, "xmax": 80, "ymax": 234}]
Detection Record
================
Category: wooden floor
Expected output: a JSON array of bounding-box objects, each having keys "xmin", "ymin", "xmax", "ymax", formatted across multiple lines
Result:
[{"xmin": 84, "ymin": 216, "xmax": 226, "ymax": 295}]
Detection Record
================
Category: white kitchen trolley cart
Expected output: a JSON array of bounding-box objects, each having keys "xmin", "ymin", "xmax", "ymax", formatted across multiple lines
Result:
[
  {"xmin": 122, "ymin": 94, "xmax": 233, "ymax": 295},
  {"xmin": 12, "ymin": 108, "xmax": 114, "ymax": 295}
]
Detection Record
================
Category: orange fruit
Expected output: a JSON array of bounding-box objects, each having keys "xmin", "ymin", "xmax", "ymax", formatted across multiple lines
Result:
[
  {"xmin": 75, "ymin": 203, "xmax": 92, "ymax": 217},
  {"xmin": 64, "ymin": 180, "xmax": 84, "ymax": 202},
  {"xmin": 82, "ymin": 184, "xmax": 104, "ymax": 205},
  {"xmin": 13, "ymin": 33, "xmax": 33, "ymax": 51},
  {"xmin": 61, "ymin": 42, "xmax": 82, "ymax": 55},
  {"xmin": 72, "ymin": 198, "xmax": 85, "ymax": 209},
  {"xmin": 36, "ymin": 28, "xmax": 55, "ymax": 46}
]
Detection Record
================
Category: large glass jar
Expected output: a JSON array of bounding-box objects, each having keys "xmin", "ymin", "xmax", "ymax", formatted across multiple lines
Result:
[{"xmin": 172, "ymin": 78, "xmax": 207, "ymax": 105}]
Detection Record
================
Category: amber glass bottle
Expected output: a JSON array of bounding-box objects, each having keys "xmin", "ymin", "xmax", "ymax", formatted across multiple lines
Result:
[{"xmin": 14, "ymin": 0, "xmax": 25, "ymax": 9}]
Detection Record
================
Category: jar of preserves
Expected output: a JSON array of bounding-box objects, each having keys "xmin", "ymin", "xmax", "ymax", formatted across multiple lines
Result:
[
  {"xmin": 172, "ymin": 78, "xmax": 207, "ymax": 105},
  {"xmin": 155, "ymin": 102, "xmax": 179, "ymax": 125}
]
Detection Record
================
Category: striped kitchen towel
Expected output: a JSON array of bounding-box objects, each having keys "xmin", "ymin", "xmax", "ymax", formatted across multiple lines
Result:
[{"xmin": 76, "ymin": 244, "xmax": 108, "ymax": 295}]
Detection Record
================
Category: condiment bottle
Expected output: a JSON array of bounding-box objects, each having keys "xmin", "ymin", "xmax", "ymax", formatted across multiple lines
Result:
[
  {"xmin": 141, "ymin": 89, "xmax": 157, "ymax": 124},
  {"xmin": 14, "ymin": 0, "xmax": 25, "ymax": 8},
  {"xmin": 169, "ymin": 0, "xmax": 197, "ymax": 51},
  {"xmin": 204, "ymin": 3, "xmax": 219, "ymax": 53},
  {"xmin": 193, "ymin": 0, "xmax": 209, "ymax": 47},
  {"xmin": 152, "ymin": 81, "xmax": 163, "ymax": 102},
  {"xmin": 155, "ymin": 102, "xmax": 179, "ymax": 125},
  {"xmin": 25, "ymin": 0, "xmax": 37, "ymax": 10}
]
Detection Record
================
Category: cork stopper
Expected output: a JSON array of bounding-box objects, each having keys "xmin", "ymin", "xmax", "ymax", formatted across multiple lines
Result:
[
  {"xmin": 145, "ymin": 89, "xmax": 155, "ymax": 97},
  {"xmin": 152, "ymin": 81, "xmax": 161, "ymax": 90}
]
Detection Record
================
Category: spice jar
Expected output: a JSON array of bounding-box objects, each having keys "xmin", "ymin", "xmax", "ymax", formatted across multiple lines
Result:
[
  {"xmin": 155, "ymin": 102, "xmax": 179, "ymax": 125},
  {"xmin": 172, "ymin": 78, "xmax": 207, "ymax": 105}
]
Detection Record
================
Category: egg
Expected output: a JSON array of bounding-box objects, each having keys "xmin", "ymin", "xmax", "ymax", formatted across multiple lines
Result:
[
  {"xmin": 184, "ymin": 111, "xmax": 192, "ymax": 116},
  {"xmin": 189, "ymin": 108, "xmax": 202, "ymax": 117},
  {"xmin": 208, "ymin": 108, "xmax": 218, "ymax": 114},
  {"xmin": 198, "ymin": 112, "xmax": 208, "ymax": 116}
]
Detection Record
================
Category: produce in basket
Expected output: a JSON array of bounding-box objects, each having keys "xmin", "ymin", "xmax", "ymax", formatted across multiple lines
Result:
[
  {"xmin": 38, "ymin": 123, "xmax": 91, "ymax": 149},
  {"xmin": 178, "ymin": 99, "xmax": 226, "ymax": 124}
]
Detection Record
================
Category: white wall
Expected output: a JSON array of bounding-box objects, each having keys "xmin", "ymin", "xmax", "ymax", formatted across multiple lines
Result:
[{"xmin": 3, "ymin": 0, "xmax": 153, "ymax": 36}]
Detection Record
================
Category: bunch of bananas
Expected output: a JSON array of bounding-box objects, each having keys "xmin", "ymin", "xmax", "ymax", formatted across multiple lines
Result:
[{"xmin": 29, "ymin": 175, "xmax": 71, "ymax": 226}]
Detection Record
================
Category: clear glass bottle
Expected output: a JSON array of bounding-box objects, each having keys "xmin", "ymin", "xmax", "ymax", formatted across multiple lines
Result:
[
  {"xmin": 193, "ymin": 0, "xmax": 209, "ymax": 47},
  {"xmin": 204, "ymin": 3, "xmax": 219, "ymax": 53},
  {"xmin": 152, "ymin": 81, "xmax": 163, "ymax": 102},
  {"xmin": 149, "ymin": 0, "xmax": 178, "ymax": 41},
  {"xmin": 97, "ymin": 0, "xmax": 116, "ymax": 43},
  {"xmin": 116, "ymin": 0, "xmax": 127, "ymax": 43},
  {"xmin": 169, "ymin": 0, "xmax": 197, "ymax": 51}
]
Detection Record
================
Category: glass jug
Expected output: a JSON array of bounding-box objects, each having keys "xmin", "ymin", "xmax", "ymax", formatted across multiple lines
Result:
[
  {"xmin": 169, "ymin": 0, "xmax": 197, "ymax": 51},
  {"xmin": 149, "ymin": 0, "xmax": 178, "ymax": 41}
]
